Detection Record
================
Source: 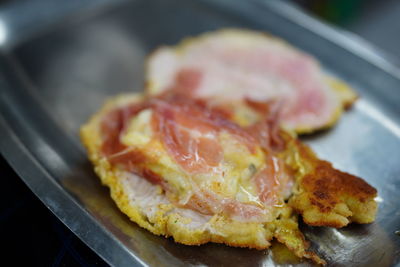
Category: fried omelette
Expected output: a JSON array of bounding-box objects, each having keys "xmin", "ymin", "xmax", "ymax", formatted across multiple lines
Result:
[
  {"xmin": 145, "ymin": 28, "xmax": 358, "ymax": 133},
  {"xmin": 80, "ymin": 92, "xmax": 377, "ymax": 265}
]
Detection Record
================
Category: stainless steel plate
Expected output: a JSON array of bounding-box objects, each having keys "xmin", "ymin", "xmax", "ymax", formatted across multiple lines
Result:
[{"xmin": 1, "ymin": 0, "xmax": 399, "ymax": 266}]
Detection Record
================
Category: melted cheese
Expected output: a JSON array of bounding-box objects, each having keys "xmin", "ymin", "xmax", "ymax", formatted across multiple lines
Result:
[{"xmin": 120, "ymin": 108, "xmax": 271, "ymax": 214}]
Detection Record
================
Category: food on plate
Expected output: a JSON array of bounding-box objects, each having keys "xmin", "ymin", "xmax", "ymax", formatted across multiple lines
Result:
[
  {"xmin": 145, "ymin": 29, "xmax": 357, "ymax": 133},
  {"xmin": 80, "ymin": 91, "xmax": 377, "ymax": 265},
  {"xmin": 81, "ymin": 28, "xmax": 375, "ymax": 266}
]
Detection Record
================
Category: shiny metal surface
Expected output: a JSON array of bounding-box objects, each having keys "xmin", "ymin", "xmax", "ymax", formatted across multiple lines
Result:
[{"xmin": 0, "ymin": 0, "xmax": 399, "ymax": 266}]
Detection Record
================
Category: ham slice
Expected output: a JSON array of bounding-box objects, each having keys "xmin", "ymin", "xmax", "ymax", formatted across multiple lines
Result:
[
  {"xmin": 151, "ymin": 96, "xmax": 224, "ymax": 174},
  {"xmin": 98, "ymin": 92, "xmax": 291, "ymax": 222},
  {"xmin": 146, "ymin": 29, "xmax": 354, "ymax": 132}
]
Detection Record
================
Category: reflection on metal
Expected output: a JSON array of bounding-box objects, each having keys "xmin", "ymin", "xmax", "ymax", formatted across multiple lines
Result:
[
  {"xmin": 356, "ymin": 99, "xmax": 400, "ymax": 138},
  {"xmin": 0, "ymin": 19, "xmax": 7, "ymax": 45}
]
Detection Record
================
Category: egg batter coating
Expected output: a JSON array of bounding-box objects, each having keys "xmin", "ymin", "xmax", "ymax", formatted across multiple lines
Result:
[{"xmin": 81, "ymin": 93, "xmax": 376, "ymax": 266}]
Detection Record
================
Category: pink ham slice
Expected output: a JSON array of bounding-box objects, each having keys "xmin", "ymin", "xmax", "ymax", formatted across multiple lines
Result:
[
  {"xmin": 152, "ymin": 96, "xmax": 224, "ymax": 174},
  {"xmin": 254, "ymin": 156, "xmax": 293, "ymax": 205},
  {"xmin": 150, "ymin": 93, "xmax": 293, "ymax": 220},
  {"xmin": 146, "ymin": 29, "xmax": 341, "ymax": 131},
  {"xmin": 99, "ymin": 93, "xmax": 293, "ymax": 221},
  {"xmin": 151, "ymin": 93, "xmax": 260, "ymax": 174},
  {"xmin": 184, "ymin": 189, "xmax": 273, "ymax": 222}
]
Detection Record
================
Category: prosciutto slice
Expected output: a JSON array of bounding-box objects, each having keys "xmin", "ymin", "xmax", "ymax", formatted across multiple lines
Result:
[
  {"xmin": 151, "ymin": 93, "xmax": 262, "ymax": 171},
  {"xmin": 98, "ymin": 92, "xmax": 292, "ymax": 221},
  {"xmin": 146, "ymin": 29, "xmax": 342, "ymax": 131}
]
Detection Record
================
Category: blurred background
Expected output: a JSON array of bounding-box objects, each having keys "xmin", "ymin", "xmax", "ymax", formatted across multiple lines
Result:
[
  {"xmin": 289, "ymin": 0, "xmax": 400, "ymax": 64},
  {"xmin": 1, "ymin": 0, "xmax": 399, "ymax": 266}
]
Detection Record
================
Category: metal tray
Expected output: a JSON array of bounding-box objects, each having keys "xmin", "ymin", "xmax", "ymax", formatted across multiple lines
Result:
[{"xmin": 1, "ymin": 0, "xmax": 399, "ymax": 266}]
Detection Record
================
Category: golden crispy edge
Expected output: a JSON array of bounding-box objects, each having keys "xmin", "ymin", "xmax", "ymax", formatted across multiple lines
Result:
[
  {"xmin": 287, "ymin": 139, "xmax": 377, "ymax": 228},
  {"xmin": 325, "ymin": 75, "xmax": 358, "ymax": 110},
  {"xmin": 80, "ymin": 93, "xmax": 325, "ymax": 265},
  {"xmin": 144, "ymin": 28, "xmax": 357, "ymax": 135}
]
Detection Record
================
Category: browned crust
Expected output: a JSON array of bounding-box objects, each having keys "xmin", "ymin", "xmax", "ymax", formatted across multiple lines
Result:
[{"xmin": 288, "ymin": 141, "xmax": 378, "ymax": 228}]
